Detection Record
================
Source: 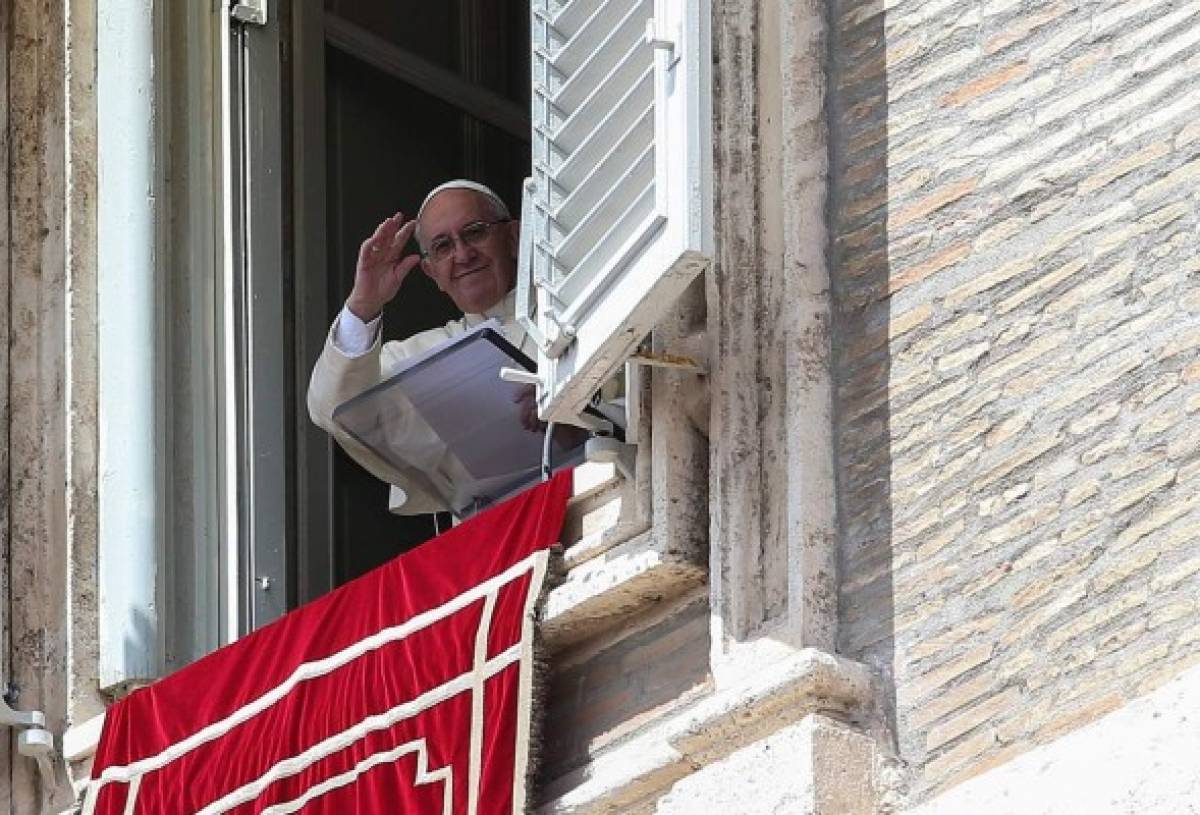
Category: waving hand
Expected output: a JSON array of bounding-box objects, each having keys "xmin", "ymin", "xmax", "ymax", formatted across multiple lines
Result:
[{"xmin": 345, "ymin": 212, "xmax": 422, "ymax": 321}]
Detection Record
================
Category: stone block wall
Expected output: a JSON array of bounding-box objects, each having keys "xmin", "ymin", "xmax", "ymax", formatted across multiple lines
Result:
[
  {"xmin": 829, "ymin": 0, "xmax": 1200, "ymax": 803},
  {"xmin": 539, "ymin": 594, "xmax": 710, "ymax": 786}
]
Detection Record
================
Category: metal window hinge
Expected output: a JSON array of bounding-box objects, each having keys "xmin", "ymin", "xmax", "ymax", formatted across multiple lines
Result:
[
  {"xmin": 231, "ymin": 0, "xmax": 267, "ymax": 25},
  {"xmin": 542, "ymin": 314, "xmax": 576, "ymax": 358},
  {"xmin": 645, "ymin": 19, "xmax": 681, "ymax": 68},
  {"xmin": 1, "ymin": 690, "xmax": 56, "ymax": 798},
  {"xmin": 628, "ymin": 349, "xmax": 706, "ymax": 374}
]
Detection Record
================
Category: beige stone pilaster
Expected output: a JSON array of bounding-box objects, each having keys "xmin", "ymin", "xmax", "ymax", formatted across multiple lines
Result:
[
  {"xmin": 705, "ymin": 0, "xmax": 889, "ymax": 808},
  {"xmin": 4, "ymin": 0, "xmax": 101, "ymax": 809}
]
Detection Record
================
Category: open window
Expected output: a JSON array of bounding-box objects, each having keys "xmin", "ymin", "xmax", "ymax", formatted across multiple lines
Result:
[
  {"xmin": 157, "ymin": 0, "xmax": 711, "ymax": 647},
  {"xmin": 298, "ymin": 0, "xmax": 534, "ymax": 590},
  {"xmin": 71, "ymin": 0, "xmax": 716, "ymax": 783},
  {"xmin": 519, "ymin": 0, "xmax": 712, "ymax": 424}
]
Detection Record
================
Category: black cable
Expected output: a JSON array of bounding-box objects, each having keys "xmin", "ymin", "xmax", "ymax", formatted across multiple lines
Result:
[{"xmin": 542, "ymin": 421, "xmax": 556, "ymax": 481}]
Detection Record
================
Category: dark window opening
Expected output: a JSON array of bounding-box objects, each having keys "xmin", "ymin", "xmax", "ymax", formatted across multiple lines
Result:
[{"xmin": 321, "ymin": 0, "xmax": 531, "ymax": 585}]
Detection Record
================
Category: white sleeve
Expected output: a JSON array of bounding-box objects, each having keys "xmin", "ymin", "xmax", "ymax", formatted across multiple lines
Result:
[{"xmin": 333, "ymin": 305, "xmax": 381, "ymax": 357}]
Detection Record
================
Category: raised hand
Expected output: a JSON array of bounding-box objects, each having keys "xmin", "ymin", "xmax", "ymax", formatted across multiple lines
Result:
[{"xmin": 345, "ymin": 212, "xmax": 422, "ymax": 322}]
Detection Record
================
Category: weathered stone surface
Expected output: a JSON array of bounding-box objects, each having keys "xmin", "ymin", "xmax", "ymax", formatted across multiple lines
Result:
[
  {"xmin": 656, "ymin": 715, "xmax": 880, "ymax": 815},
  {"xmin": 4, "ymin": 0, "xmax": 102, "ymax": 809}
]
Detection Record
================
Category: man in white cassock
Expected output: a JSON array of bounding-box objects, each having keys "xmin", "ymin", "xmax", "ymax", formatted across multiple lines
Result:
[{"xmin": 307, "ymin": 180, "xmax": 540, "ymax": 515}]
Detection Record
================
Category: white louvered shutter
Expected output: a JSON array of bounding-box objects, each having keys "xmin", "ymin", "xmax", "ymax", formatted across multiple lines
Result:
[{"xmin": 519, "ymin": 0, "xmax": 712, "ymax": 423}]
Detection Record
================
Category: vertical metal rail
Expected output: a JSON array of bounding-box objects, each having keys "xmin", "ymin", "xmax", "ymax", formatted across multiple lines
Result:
[{"xmin": 220, "ymin": 1, "xmax": 291, "ymax": 638}]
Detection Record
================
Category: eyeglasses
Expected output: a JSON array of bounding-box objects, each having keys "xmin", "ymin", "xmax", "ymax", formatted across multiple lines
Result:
[{"xmin": 421, "ymin": 218, "xmax": 510, "ymax": 264}]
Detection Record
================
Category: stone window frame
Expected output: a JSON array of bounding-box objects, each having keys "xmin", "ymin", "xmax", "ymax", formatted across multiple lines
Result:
[{"xmin": 542, "ymin": 281, "xmax": 711, "ymax": 652}]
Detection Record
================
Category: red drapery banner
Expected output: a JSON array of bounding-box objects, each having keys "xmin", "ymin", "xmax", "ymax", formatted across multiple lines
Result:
[{"xmin": 86, "ymin": 471, "xmax": 571, "ymax": 815}]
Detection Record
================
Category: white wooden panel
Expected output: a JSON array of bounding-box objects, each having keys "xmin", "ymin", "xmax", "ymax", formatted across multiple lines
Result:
[{"xmin": 526, "ymin": 0, "xmax": 712, "ymax": 422}]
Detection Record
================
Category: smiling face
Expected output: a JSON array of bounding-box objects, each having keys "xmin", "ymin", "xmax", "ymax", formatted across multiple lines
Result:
[{"xmin": 417, "ymin": 189, "xmax": 519, "ymax": 314}]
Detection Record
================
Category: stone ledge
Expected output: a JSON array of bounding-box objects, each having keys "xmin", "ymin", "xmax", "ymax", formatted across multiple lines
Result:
[
  {"xmin": 541, "ymin": 528, "xmax": 707, "ymax": 650},
  {"xmin": 655, "ymin": 715, "xmax": 883, "ymax": 815},
  {"xmin": 537, "ymin": 648, "xmax": 877, "ymax": 814},
  {"xmin": 63, "ymin": 712, "xmax": 105, "ymax": 763},
  {"xmin": 63, "ymin": 712, "xmax": 106, "ymax": 804}
]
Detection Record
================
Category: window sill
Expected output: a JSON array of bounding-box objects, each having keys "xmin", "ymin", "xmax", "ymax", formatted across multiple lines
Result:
[
  {"xmin": 550, "ymin": 435, "xmax": 705, "ymax": 650},
  {"xmin": 542, "ymin": 526, "xmax": 707, "ymax": 649}
]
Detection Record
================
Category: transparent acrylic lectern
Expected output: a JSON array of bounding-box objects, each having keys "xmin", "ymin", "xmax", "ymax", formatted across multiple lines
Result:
[{"xmin": 332, "ymin": 321, "xmax": 588, "ymax": 518}]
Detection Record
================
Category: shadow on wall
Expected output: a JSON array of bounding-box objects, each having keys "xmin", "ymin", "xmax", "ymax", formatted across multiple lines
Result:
[
  {"xmin": 123, "ymin": 604, "xmax": 161, "ymax": 692},
  {"xmin": 828, "ymin": 0, "xmax": 897, "ymax": 747}
]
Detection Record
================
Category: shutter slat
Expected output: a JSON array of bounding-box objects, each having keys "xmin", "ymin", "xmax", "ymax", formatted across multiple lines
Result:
[
  {"xmin": 552, "ymin": 103, "xmax": 653, "ymax": 227},
  {"xmin": 552, "ymin": 70, "xmax": 652, "ymax": 187},
  {"xmin": 549, "ymin": 39, "xmax": 648, "ymax": 154},
  {"xmin": 548, "ymin": 0, "xmax": 638, "ymax": 77},
  {"xmin": 551, "ymin": 59, "xmax": 651, "ymax": 173},
  {"xmin": 531, "ymin": 0, "xmax": 658, "ymax": 291},
  {"xmin": 549, "ymin": 1, "xmax": 647, "ymax": 113},
  {"xmin": 546, "ymin": 0, "xmax": 592, "ymax": 38},
  {"xmin": 553, "ymin": 141, "xmax": 654, "ymax": 270},
  {"xmin": 560, "ymin": 182, "xmax": 655, "ymax": 300}
]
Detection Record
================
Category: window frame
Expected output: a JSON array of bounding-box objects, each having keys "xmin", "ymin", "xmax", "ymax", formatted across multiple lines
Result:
[{"xmin": 519, "ymin": 0, "xmax": 714, "ymax": 425}]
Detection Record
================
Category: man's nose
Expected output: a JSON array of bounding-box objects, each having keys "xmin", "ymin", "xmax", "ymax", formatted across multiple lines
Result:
[{"xmin": 452, "ymin": 235, "xmax": 477, "ymax": 264}]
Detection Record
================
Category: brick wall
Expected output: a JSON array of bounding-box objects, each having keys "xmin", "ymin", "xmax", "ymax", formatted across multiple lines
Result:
[{"xmin": 829, "ymin": 0, "xmax": 1200, "ymax": 802}]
